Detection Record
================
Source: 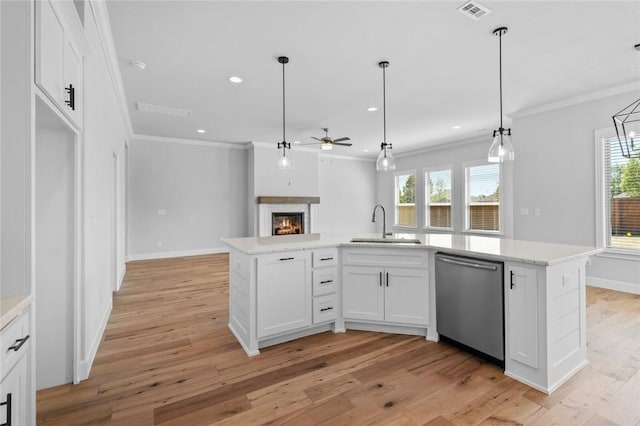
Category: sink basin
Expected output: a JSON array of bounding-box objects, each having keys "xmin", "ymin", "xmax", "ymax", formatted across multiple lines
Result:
[{"xmin": 350, "ymin": 237, "xmax": 422, "ymax": 244}]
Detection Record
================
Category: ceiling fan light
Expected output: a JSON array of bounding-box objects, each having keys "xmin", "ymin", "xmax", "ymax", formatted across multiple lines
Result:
[
  {"xmin": 376, "ymin": 147, "xmax": 396, "ymax": 171},
  {"xmin": 321, "ymin": 142, "xmax": 333, "ymax": 150},
  {"xmin": 488, "ymin": 132, "xmax": 515, "ymax": 163}
]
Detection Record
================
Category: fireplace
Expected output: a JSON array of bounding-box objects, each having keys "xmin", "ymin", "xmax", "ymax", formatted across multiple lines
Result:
[
  {"xmin": 272, "ymin": 212, "xmax": 304, "ymax": 235},
  {"xmin": 256, "ymin": 196, "xmax": 319, "ymax": 237}
]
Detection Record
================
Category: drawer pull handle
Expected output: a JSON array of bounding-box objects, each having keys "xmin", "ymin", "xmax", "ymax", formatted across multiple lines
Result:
[
  {"xmin": 320, "ymin": 257, "xmax": 333, "ymax": 261},
  {"xmin": 510, "ymin": 271, "xmax": 515, "ymax": 289},
  {"xmin": 320, "ymin": 280, "xmax": 333, "ymax": 284},
  {"xmin": 279, "ymin": 257, "xmax": 294, "ymax": 261},
  {"xmin": 7, "ymin": 335, "xmax": 29, "ymax": 353},
  {"xmin": 1, "ymin": 392, "xmax": 11, "ymax": 426},
  {"xmin": 320, "ymin": 307, "xmax": 334, "ymax": 312},
  {"xmin": 65, "ymin": 84, "xmax": 75, "ymax": 110}
]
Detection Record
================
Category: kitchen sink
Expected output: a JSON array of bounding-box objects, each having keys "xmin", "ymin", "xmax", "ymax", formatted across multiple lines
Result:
[{"xmin": 350, "ymin": 237, "xmax": 422, "ymax": 244}]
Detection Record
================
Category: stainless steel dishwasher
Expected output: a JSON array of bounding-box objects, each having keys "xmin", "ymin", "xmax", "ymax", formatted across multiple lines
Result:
[{"xmin": 435, "ymin": 252, "xmax": 504, "ymax": 365}]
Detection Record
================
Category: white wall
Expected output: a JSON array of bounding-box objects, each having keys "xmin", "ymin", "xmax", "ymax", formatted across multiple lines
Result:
[
  {"xmin": 317, "ymin": 155, "xmax": 377, "ymax": 234},
  {"xmin": 127, "ymin": 139, "xmax": 248, "ymax": 258},
  {"xmin": 512, "ymin": 89, "xmax": 640, "ymax": 291},
  {"xmin": 376, "ymin": 137, "xmax": 514, "ymax": 237},
  {"xmin": 35, "ymin": 101, "xmax": 75, "ymax": 389},
  {"xmin": 79, "ymin": 4, "xmax": 129, "ymax": 378}
]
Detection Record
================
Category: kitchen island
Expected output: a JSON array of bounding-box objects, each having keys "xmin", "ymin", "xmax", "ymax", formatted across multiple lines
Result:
[{"xmin": 221, "ymin": 233, "xmax": 600, "ymax": 394}]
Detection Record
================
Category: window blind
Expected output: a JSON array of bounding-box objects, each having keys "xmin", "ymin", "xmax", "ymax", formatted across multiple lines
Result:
[
  {"xmin": 426, "ymin": 169, "xmax": 452, "ymax": 228},
  {"xmin": 466, "ymin": 164, "xmax": 500, "ymax": 231}
]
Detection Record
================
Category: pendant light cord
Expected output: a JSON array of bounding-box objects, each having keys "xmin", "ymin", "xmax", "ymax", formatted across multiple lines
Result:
[
  {"xmin": 282, "ymin": 60, "xmax": 286, "ymax": 143},
  {"xmin": 383, "ymin": 64, "xmax": 387, "ymax": 145},
  {"xmin": 498, "ymin": 30, "xmax": 503, "ymax": 131}
]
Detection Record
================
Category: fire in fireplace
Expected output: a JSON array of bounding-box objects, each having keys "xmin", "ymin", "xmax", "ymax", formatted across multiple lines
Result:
[{"xmin": 272, "ymin": 212, "xmax": 304, "ymax": 235}]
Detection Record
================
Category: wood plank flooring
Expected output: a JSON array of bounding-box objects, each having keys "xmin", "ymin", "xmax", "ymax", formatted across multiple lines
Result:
[{"xmin": 37, "ymin": 254, "xmax": 640, "ymax": 425}]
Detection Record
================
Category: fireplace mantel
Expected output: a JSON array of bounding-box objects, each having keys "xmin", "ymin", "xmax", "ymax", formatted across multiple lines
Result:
[{"xmin": 256, "ymin": 196, "xmax": 320, "ymax": 205}]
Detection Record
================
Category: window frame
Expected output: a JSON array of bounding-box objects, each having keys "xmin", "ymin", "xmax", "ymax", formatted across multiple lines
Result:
[
  {"xmin": 595, "ymin": 126, "xmax": 640, "ymax": 259},
  {"xmin": 423, "ymin": 165, "xmax": 454, "ymax": 232},
  {"xmin": 463, "ymin": 160, "xmax": 503, "ymax": 235},
  {"xmin": 394, "ymin": 169, "xmax": 417, "ymax": 229}
]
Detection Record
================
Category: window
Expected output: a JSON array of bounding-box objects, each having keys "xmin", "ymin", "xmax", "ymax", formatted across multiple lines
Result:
[
  {"xmin": 603, "ymin": 137, "xmax": 640, "ymax": 251},
  {"xmin": 395, "ymin": 171, "xmax": 416, "ymax": 227},
  {"xmin": 425, "ymin": 168, "xmax": 452, "ymax": 229},
  {"xmin": 466, "ymin": 163, "xmax": 501, "ymax": 232}
]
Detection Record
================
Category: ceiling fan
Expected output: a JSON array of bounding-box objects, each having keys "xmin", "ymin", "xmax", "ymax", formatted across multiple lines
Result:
[{"xmin": 302, "ymin": 128, "xmax": 352, "ymax": 150}]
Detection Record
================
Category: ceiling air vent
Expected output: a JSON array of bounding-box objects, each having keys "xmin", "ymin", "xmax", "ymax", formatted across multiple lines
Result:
[
  {"xmin": 457, "ymin": 1, "xmax": 491, "ymax": 20},
  {"xmin": 135, "ymin": 102, "xmax": 191, "ymax": 118}
]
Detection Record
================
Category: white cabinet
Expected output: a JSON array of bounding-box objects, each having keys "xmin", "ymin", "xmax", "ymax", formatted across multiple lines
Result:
[
  {"xmin": 506, "ymin": 265, "xmax": 539, "ymax": 368},
  {"xmin": 257, "ymin": 251, "xmax": 311, "ymax": 338},
  {"xmin": 35, "ymin": 0, "xmax": 84, "ymax": 128},
  {"xmin": 342, "ymin": 248, "xmax": 429, "ymax": 327},
  {"xmin": 311, "ymin": 248, "xmax": 339, "ymax": 324},
  {"xmin": 0, "ymin": 306, "xmax": 32, "ymax": 426}
]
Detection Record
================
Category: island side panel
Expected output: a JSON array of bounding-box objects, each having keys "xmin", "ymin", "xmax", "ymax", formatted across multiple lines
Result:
[
  {"xmin": 546, "ymin": 257, "xmax": 589, "ymax": 392},
  {"xmin": 228, "ymin": 248, "xmax": 259, "ymax": 356}
]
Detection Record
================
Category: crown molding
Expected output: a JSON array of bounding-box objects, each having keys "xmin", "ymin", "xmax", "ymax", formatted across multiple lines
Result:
[
  {"xmin": 131, "ymin": 134, "xmax": 251, "ymax": 149},
  {"xmin": 509, "ymin": 82, "xmax": 640, "ymax": 119},
  {"xmin": 88, "ymin": 0, "xmax": 134, "ymax": 137},
  {"xmin": 395, "ymin": 134, "xmax": 487, "ymax": 159}
]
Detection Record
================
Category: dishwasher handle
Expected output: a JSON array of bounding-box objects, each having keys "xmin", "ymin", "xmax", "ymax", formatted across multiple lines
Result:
[{"xmin": 437, "ymin": 256, "xmax": 498, "ymax": 271}]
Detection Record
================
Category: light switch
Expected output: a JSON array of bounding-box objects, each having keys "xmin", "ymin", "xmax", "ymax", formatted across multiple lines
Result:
[
  {"xmin": 520, "ymin": 208, "xmax": 529, "ymax": 216},
  {"xmin": 157, "ymin": 209, "xmax": 166, "ymax": 216}
]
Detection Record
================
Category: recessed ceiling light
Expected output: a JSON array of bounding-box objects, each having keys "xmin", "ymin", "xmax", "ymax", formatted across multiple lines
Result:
[
  {"xmin": 197, "ymin": 129, "xmax": 206, "ymax": 134},
  {"xmin": 229, "ymin": 76, "xmax": 243, "ymax": 84},
  {"xmin": 132, "ymin": 60, "xmax": 146, "ymax": 70},
  {"xmin": 452, "ymin": 125, "xmax": 461, "ymax": 129},
  {"xmin": 363, "ymin": 149, "xmax": 369, "ymax": 152},
  {"xmin": 367, "ymin": 107, "xmax": 378, "ymax": 112}
]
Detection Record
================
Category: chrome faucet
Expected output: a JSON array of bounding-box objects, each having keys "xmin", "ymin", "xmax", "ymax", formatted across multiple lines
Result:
[{"xmin": 371, "ymin": 204, "xmax": 387, "ymax": 239}]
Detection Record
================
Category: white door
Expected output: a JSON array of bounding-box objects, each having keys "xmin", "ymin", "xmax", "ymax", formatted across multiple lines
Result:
[
  {"xmin": 342, "ymin": 266, "xmax": 384, "ymax": 321},
  {"xmin": 257, "ymin": 251, "xmax": 311, "ymax": 338},
  {"xmin": 507, "ymin": 265, "xmax": 539, "ymax": 368},
  {"xmin": 384, "ymin": 267, "xmax": 429, "ymax": 326}
]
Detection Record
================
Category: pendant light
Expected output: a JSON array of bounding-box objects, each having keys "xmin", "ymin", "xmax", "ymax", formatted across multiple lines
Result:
[
  {"xmin": 376, "ymin": 61, "xmax": 396, "ymax": 172},
  {"xmin": 611, "ymin": 44, "xmax": 640, "ymax": 159},
  {"xmin": 276, "ymin": 56, "xmax": 294, "ymax": 170},
  {"xmin": 488, "ymin": 27, "xmax": 515, "ymax": 163}
]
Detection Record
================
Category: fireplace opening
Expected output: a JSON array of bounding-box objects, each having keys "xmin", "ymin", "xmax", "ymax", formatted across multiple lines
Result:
[{"xmin": 272, "ymin": 212, "xmax": 304, "ymax": 235}]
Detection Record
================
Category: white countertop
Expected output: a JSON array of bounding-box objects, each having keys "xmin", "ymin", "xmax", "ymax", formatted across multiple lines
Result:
[
  {"xmin": 0, "ymin": 295, "xmax": 32, "ymax": 330},
  {"xmin": 221, "ymin": 233, "xmax": 602, "ymax": 266}
]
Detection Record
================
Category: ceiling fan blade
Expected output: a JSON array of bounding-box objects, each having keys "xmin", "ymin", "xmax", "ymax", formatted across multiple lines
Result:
[
  {"xmin": 310, "ymin": 137, "xmax": 323, "ymax": 141},
  {"xmin": 332, "ymin": 137, "xmax": 351, "ymax": 142},
  {"xmin": 333, "ymin": 142, "xmax": 353, "ymax": 147}
]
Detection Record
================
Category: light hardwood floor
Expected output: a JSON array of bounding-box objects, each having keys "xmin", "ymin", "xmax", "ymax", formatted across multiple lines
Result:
[{"xmin": 37, "ymin": 254, "xmax": 640, "ymax": 425}]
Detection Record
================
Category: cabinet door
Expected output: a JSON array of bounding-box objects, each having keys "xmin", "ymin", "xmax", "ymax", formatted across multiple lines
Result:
[
  {"xmin": 35, "ymin": 0, "xmax": 65, "ymax": 105},
  {"xmin": 342, "ymin": 265, "xmax": 384, "ymax": 321},
  {"xmin": 384, "ymin": 267, "xmax": 429, "ymax": 326},
  {"xmin": 0, "ymin": 355, "xmax": 28, "ymax": 426},
  {"xmin": 257, "ymin": 252, "xmax": 311, "ymax": 338},
  {"xmin": 63, "ymin": 36, "xmax": 82, "ymax": 125},
  {"xmin": 507, "ymin": 265, "xmax": 539, "ymax": 368}
]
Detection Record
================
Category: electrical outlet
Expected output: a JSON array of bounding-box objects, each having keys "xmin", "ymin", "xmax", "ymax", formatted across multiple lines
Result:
[
  {"xmin": 156, "ymin": 240, "xmax": 163, "ymax": 247},
  {"xmin": 520, "ymin": 208, "xmax": 529, "ymax": 216},
  {"xmin": 534, "ymin": 208, "xmax": 541, "ymax": 216},
  {"xmin": 157, "ymin": 209, "xmax": 166, "ymax": 216}
]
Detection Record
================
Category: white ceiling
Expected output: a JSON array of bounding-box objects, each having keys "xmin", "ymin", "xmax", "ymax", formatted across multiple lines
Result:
[{"xmin": 106, "ymin": 1, "xmax": 640, "ymax": 158}]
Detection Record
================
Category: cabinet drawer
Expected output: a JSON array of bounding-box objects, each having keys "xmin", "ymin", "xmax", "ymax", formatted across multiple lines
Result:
[
  {"xmin": 312, "ymin": 268, "xmax": 338, "ymax": 296},
  {"xmin": 1, "ymin": 309, "xmax": 31, "ymax": 381},
  {"xmin": 313, "ymin": 294, "xmax": 338, "ymax": 324},
  {"xmin": 312, "ymin": 248, "xmax": 338, "ymax": 268}
]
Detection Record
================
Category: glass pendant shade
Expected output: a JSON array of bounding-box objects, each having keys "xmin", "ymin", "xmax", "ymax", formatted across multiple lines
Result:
[
  {"xmin": 276, "ymin": 148, "xmax": 294, "ymax": 170},
  {"xmin": 488, "ymin": 132, "xmax": 515, "ymax": 163},
  {"xmin": 376, "ymin": 147, "xmax": 396, "ymax": 171}
]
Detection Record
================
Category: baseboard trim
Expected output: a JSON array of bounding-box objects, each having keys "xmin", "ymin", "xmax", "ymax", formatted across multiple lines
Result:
[
  {"xmin": 116, "ymin": 264, "xmax": 126, "ymax": 291},
  {"xmin": 587, "ymin": 277, "xmax": 640, "ymax": 295},
  {"xmin": 126, "ymin": 247, "xmax": 229, "ymax": 262},
  {"xmin": 78, "ymin": 298, "xmax": 112, "ymax": 381}
]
